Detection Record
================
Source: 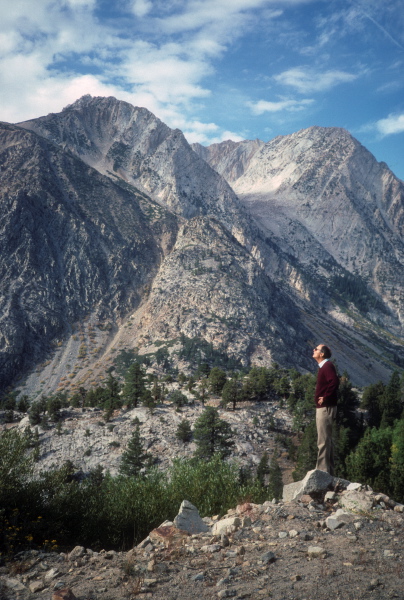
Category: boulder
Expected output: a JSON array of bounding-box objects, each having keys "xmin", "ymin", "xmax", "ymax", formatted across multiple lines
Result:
[
  {"xmin": 173, "ymin": 499, "xmax": 210, "ymax": 534},
  {"xmin": 4, "ymin": 578, "xmax": 27, "ymax": 592},
  {"xmin": 347, "ymin": 482, "xmax": 363, "ymax": 491},
  {"xmin": 339, "ymin": 491, "xmax": 374, "ymax": 513},
  {"xmin": 325, "ymin": 516, "xmax": 345, "ymax": 531},
  {"xmin": 44, "ymin": 568, "xmax": 60, "ymax": 583},
  {"xmin": 68, "ymin": 546, "xmax": 86, "ymax": 561},
  {"xmin": 29, "ymin": 581, "xmax": 46, "ymax": 593},
  {"xmin": 283, "ymin": 470, "xmax": 333, "ymax": 502},
  {"xmin": 211, "ymin": 516, "xmax": 241, "ymax": 536}
]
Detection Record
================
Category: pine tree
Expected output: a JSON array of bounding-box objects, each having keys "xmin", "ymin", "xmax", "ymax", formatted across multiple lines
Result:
[
  {"xmin": 345, "ymin": 427, "xmax": 392, "ymax": 493},
  {"xmin": 32, "ymin": 427, "xmax": 40, "ymax": 461},
  {"xmin": 123, "ymin": 362, "xmax": 147, "ymax": 408},
  {"xmin": 208, "ymin": 367, "xmax": 227, "ymax": 395},
  {"xmin": 28, "ymin": 401, "xmax": 42, "ymax": 426},
  {"xmin": 361, "ymin": 381, "xmax": 384, "ymax": 428},
  {"xmin": 119, "ymin": 423, "xmax": 148, "ymax": 477},
  {"xmin": 221, "ymin": 377, "xmax": 241, "ymax": 410},
  {"xmin": 151, "ymin": 377, "xmax": 163, "ymax": 404},
  {"xmin": 246, "ymin": 367, "xmax": 271, "ymax": 402},
  {"xmin": 103, "ymin": 401, "xmax": 114, "ymax": 422},
  {"xmin": 187, "ymin": 376, "xmax": 196, "ymax": 392},
  {"xmin": 390, "ymin": 416, "xmax": 404, "ymax": 502},
  {"xmin": 193, "ymin": 406, "xmax": 234, "ymax": 461},
  {"xmin": 142, "ymin": 389, "xmax": 156, "ymax": 414},
  {"xmin": 17, "ymin": 395, "xmax": 30, "ymax": 413},
  {"xmin": 170, "ymin": 390, "xmax": 188, "ymax": 408},
  {"xmin": 47, "ymin": 395, "xmax": 62, "ymax": 422},
  {"xmin": 380, "ymin": 371, "xmax": 402, "ymax": 428},
  {"xmin": 176, "ymin": 419, "xmax": 192, "ymax": 443},
  {"xmin": 198, "ymin": 377, "xmax": 208, "ymax": 405},
  {"xmin": 267, "ymin": 451, "xmax": 283, "ymax": 500},
  {"xmin": 336, "ymin": 373, "xmax": 362, "ymax": 460},
  {"xmin": 104, "ymin": 371, "xmax": 122, "ymax": 410}
]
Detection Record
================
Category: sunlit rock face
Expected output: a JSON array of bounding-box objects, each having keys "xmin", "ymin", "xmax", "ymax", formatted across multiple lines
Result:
[{"xmin": 193, "ymin": 125, "xmax": 404, "ymax": 332}]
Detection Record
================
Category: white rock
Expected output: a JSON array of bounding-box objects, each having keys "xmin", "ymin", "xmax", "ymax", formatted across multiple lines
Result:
[
  {"xmin": 325, "ymin": 516, "xmax": 345, "ymax": 531},
  {"xmin": 44, "ymin": 568, "xmax": 59, "ymax": 583},
  {"xmin": 283, "ymin": 469, "xmax": 333, "ymax": 502},
  {"xmin": 307, "ymin": 546, "xmax": 327, "ymax": 558},
  {"xmin": 339, "ymin": 491, "xmax": 374, "ymax": 513},
  {"xmin": 212, "ymin": 517, "xmax": 241, "ymax": 536},
  {"xmin": 201, "ymin": 544, "xmax": 221, "ymax": 553},
  {"xmin": 173, "ymin": 499, "xmax": 210, "ymax": 534},
  {"xmin": 347, "ymin": 482, "xmax": 363, "ymax": 491}
]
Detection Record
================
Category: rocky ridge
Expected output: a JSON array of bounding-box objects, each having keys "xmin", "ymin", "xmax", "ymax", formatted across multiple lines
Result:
[
  {"xmin": 20, "ymin": 96, "xmax": 247, "ymax": 234},
  {"xmin": 1, "ymin": 472, "xmax": 403, "ymax": 600}
]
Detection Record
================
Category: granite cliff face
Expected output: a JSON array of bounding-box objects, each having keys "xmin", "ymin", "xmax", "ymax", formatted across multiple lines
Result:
[
  {"xmin": 1, "ymin": 97, "xmax": 403, "ymax": 396},
  {"xmin": 192, "ymin": 127, "xmax": 404, "ymax": 330}
]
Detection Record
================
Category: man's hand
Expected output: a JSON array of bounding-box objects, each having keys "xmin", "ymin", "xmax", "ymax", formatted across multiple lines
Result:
[{"xmin": 318, "ymin": 396, "xmax": 324, "ymax": 405}]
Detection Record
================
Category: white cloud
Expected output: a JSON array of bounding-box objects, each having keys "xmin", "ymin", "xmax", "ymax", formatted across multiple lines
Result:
[
  {"xmin": 131, "ymin": 0, "xmax": 153, "ymax": 17},
  {"xmin": 274, "ymin": 67, "xmax": 357, "ymax": 93},
  {"xmin": 0, "ymin": 0, "xmax": 299, "ymax": 140},
  {"xmin": 376, "ymin": 113, "xmax": 404, "ymax": 136},
  {"xmin": 184, "ymin": 127, "xmax": 244, "ymax": 145},
  {"xmin": 121, "ymin": 40, "xmax": 212, "ymax": 106},
  {"xmin": 157, "ymin": 0, "xmax": 274, "ymax": 35},
  {"xmin": 247, "ymin": 98, "xmax": 313, "ymax": 115}
]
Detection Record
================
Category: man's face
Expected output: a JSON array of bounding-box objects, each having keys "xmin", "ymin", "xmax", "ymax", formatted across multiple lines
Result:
[{"xmin": 313, "ymin": 345, "xmax": 324, "ymax": 363}]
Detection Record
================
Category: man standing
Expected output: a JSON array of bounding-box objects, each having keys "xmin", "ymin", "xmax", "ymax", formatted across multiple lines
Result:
[{"xmin": 313, "ymin": 344, "xmax": 339, "ymax": 475}]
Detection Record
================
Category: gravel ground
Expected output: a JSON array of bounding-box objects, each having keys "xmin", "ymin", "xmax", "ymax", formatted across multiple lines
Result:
[{"xmin": 2, "ymin": 494, "xmax": 403, "ymax": 600}]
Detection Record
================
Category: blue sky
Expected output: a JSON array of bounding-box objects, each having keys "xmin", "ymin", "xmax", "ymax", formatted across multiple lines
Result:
[{"xmin": 0, "ymin": 0, "xmax": 403, "ymax": 179}]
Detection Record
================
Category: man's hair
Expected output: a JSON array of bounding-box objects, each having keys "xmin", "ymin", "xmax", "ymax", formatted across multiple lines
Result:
[{"xmin": 320, "ymin": 345, "xmax": 332, "ymax": 359}]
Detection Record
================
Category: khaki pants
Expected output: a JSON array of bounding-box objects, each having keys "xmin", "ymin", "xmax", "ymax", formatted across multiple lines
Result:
[{"xmin": 316, "ymin": 406, "xmax": 337, "ymax": 475}]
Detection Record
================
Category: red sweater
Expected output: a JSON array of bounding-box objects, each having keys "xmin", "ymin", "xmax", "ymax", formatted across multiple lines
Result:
[{"xmin": 314, "ymin": 361, "xmax": 339, "ymax": 408}]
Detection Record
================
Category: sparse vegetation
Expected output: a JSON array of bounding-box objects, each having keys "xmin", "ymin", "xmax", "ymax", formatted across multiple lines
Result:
[{"xmin": 1, "ymin": 360, "xmax": 403, "ymax": 559}]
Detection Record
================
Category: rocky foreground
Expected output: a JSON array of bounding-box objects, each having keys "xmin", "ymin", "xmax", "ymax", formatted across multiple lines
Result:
[{"xmin": 2, "ymin": 471, "xmax": 403, "ymax": 600}]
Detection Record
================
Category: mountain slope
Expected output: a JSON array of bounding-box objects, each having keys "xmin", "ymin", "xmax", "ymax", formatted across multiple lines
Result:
[
  {"xmin": 1, "ymin": 99, "xmax": 403, "ymax": 395},
  {"xmin": 0, "ymin": 121, "xmax": 177, "ymax": 391},
  {"xmin": 193, "ymin": 127, "xmax": 404, "ymax": 333}
]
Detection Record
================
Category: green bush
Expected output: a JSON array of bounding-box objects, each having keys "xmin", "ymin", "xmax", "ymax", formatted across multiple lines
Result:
[{"xmin": 0, "ymin": 445, "xmax": 271, "ymax": 554}]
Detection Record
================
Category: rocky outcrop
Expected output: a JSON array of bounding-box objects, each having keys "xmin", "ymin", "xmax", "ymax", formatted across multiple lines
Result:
[
  {"xmin": 15, "ymin": 398, "xmax": 293, "ymax": 476},
  {"xmin": 132, "ymin": 215, "xmax": 310, "ymax": 369}
]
